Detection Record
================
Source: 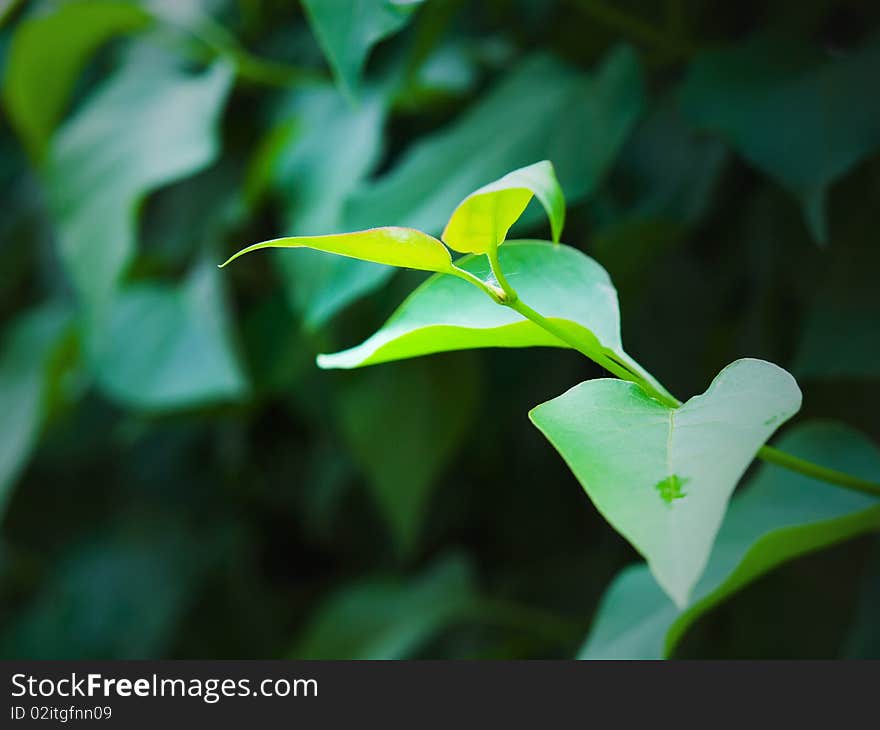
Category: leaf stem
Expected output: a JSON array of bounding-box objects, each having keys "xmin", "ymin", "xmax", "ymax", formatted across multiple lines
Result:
[
  {"xmin": 757, "ymin": 445, "xmax": 880, "ymax": 497},
  {"xmin": 486, "ymin": 246, "xmax": 519, "ymax": 303}
]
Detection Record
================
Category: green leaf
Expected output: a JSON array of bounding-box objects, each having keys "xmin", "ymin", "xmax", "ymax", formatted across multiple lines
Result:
[
  {"xmin": 87, "ymin": 264, "xmax": 247, "ymax": 410},
  {"xmin": 580, "ymin": 422, "xmax": 880, "ymax": 659},
  {"xmin": 345, "ymin": 48, "xmax": 644, "ymax": 236},
  {"xmin": 46, "ymin": 60, "xmax": 233, "ymax": 311},
  {"xmin": 317, "ymin": 241, "xmax": 657, "ymax": 391},
  {"xmin": 291, "ymin": 555, "xmax": 475, "ymax": 659},
  {"xmin": 529, "ymin": 359, "xmax": 802, "ymax": 607},
  {"xmin": 336, "ymin": 355, "xmax": 479, "ymax": 553},
  {"xmin": 301, "ymin": 0, "xmax": 425, "ymax": 97},
  {"xmin": 221, "ymin": 226, "xmax": 454, "ymax": 273},
  {"xmin": 0, "ymin": 303, "xmax": 74, "ymax": 517},
  {"xmin": 680, "ymin": 34, "xmax": 880, "ymax": 244},
  {"xmin": 2, "ymin": 0, "xmax": 151, "ymax": 159},
  {"xmin": 441, "ymin": 160, "xmax": 564, "ymax": 254}
]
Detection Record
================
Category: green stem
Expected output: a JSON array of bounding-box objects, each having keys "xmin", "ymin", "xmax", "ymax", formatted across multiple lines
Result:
[
  {"xmin": 450, "ymin": 254, "xmax": 880, "ymax": 500},
  {"xmin": 757, "ymin": 446, "xmax": 880, "ymax": 497}
]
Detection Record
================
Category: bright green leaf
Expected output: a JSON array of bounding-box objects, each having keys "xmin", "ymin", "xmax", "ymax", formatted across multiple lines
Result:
[
  {"xmin": 317, "ymin": 241, "xmax": 660, "ymax": 397},
  {"xmin": 336, "ymin": 355, "xmax": 479, "ymax": 553},
  {"xmin": 291, "ymin": 555, "xmax": 475, "ymax": 659},
  {"xmin": 2, "ymin": 0, "xmax": 151, "ymax": 159},
  {"xmin": 46, "ymin": 60, "xmax": 233, "ymax": 311},
  {"xmin": 0, "ymin": 303, "xmax": 74, "ymax": 517},
  {"xmin": 680, "ymin": 34, "xmax": 880, "ymax": 244},
  {"xmin": 301, "ymin": 0, "xmax": 425, "ymax": 97},
  {"xmin": 87, "ymin": 264, "xmax": 247, "ymax": 410},
  {"xmin": 441, "ymin": 160, "xmax": 565, "ymax": 254},
  {"xmin": 221, "ymin": 226, "xmax": 454, "ymax": 273},
  {"xmin": 529, "ymin": 359, "xmax": 802, "ymax": 606},
  {"xmin": 580, "ymin": 422, "xmax": 880, "ymax": 659}
]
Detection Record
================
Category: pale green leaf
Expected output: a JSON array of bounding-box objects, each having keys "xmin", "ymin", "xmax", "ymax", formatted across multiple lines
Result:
[
  {"xmin": 46, "ymin": 60, "xmax": 233, "ymax": 311},
  {"xmin": 529, "ymin": 359, "xmax": 802, "ymax": 606},
  {"xmin": 0, "ymin": 303, "xmax": 74, "ymax": 517},
  {"xmin": 441, "ymin": 160, "xmax": 565, "ymax": 254},
  {"xmin": 336, "ymin": 355, "xmax": 479, "ymax": 553},
  {"xmin": 2, "ymin": 0, "xmax": 151, "ymax": 158},
  {"xmin": 291, "ymin": 555, "xmax": 475, "ymax": 659},
  {"xmin": 301, "ymin": 0, "xmax": 425, "ymax": 97},
  {"xmin": 580, "ymin": 422, "xmax": 880, "ymax": 659},
  {"xmin": 681, "ymin": 34, "xmax": 880, "ymax": 244},
  {"xmin": 87, "ymin": 264, "xmax": 247, "ymax": 410},
  {"xmin": 221, "ymin": 226, "xmax": 454, "ymax": 273},
  {"xmin": 317, "ymin": 241, "xmax": 660, "ymax": 398}
]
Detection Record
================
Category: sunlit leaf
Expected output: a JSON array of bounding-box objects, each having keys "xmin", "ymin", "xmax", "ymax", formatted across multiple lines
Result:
[
  {"xmin": 530, "ymin": 359, "xmax": 802, "ymax": 606},
  {"xmin": 2, "ymin": 0, "xmax": 151, "ymax": 158},
  {"xmin": 681, "ymin": 33, "xmax": 880, "ymax": 244},
  {"xmin": 441, "ymin": 160, "xmax": 564, "ymax": 254},
  {"xmin": 318, "ymin": 241, "xmax": 668, "ymax": 398},
  {"xmin": 0, "ymin": 303, "xmax": 74, "ymax": 517},
  {"xmin": 336, "ymin": 355, "xmax": 479, "ymax": 553},
  {"xmin": 222, "ymin": 226, "xmax": 454, "ymax": 274},
  {"xmin": 46, "ymin": 59, "xmax": 233, "ymax": 311},
  {"xmin": 580, "ymin": 422, "xmax": 880, "ymax": 658},
  {"xmin": 301, "ymin": 0, "xmax": 425, "ymax": 97},
  {"xmin": 87, "ymin": 264, "xmax": 247, "ymax": 410},
  {"xmin": 291, "ymin": 555, "xmax": 475, "ymax": 659}
]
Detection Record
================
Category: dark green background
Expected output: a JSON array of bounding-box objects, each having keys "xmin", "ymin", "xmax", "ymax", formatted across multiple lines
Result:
[{"xmin": 1, "ymin": 0, "xmax": 878, "ymax": 659}]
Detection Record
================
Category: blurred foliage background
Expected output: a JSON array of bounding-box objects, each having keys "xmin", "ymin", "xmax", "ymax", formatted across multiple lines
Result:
[{"xmin": 1, "ymin": 0, "xmax": 879, "ymax": 659}]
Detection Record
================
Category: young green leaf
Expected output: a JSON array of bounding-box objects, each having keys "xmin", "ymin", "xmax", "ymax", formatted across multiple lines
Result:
[
  {"xmin": 46, "ymin": 60, "xmax": 233, "ymax": 311},
  {"xmin": 301, "ymin": 0, "xmax": 425, "ymax": 98},
  {"xmin": 580, "ymin": 422, "xmax": 880, "ymax": 659},
  {"xmin": 529, "ymin": 359, "xmax": 802, "ymax": 607},
  {"xmin": 317, "ymin": 241, "xmax": 657, "ymax": 392},
  {"xmin": 86, "ymin": 264, "xmax": 247, "ymax": 410},
  {"xmin": 2, "ymin": 0, "xmax": 152, "ymax": 159},
  {"xmin": 441, "ymin": 160, "xmax": 565, "ymax": 254},
  {"xmin": 681, "ymin": 34, "xmax": 880, "ymax": 244},
  {"xmin": 221, "ymin": 227, "xmax": 454, "ymax": 274}
]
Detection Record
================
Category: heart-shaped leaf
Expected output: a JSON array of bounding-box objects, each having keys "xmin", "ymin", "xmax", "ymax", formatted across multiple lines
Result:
[
  {"xmin": 529, "ymin": 359, "xmax": 802, "ymax": 606},
  {"xmin": 221, "ymin": 226, "xmax": 454, "ymax": 274},
  {"xmin": 2, "ymin": 0, "xmax": 152, "ymax": 159},
  {"xmin": 580, "ymin": 422, "xmax": 880, "ymax": 659},
  {"xmin": 317, "ymin": 241, "xmax": 667, "ymax": 400},
  {"xmin": 441, "ymin": 160, "xmax": 565, "ymax": 254}
]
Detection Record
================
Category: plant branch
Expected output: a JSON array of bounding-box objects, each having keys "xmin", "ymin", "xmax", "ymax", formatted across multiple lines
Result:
[{"xmin": 757, "ymin": 446, "xmax": 880, "ymax": 497}]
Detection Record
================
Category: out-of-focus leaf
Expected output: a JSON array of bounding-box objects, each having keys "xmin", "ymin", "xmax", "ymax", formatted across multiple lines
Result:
[
  {"xmin": 301, "ymin": 0, "xmax": 425, "ymax": 97},
  {"xmin": 318, "ymin": 241, "xmax": 669, "ymax": 401},
  {"xmin": 345, "ymin": 47, "xmax": 644, "ymax": 235},
  {"xmin": 292, "ymin": 555, "xmax": 475, "ymax": 659},
  {"xmin": 681, "ymin": 34, "xmax": 880, "ymax": 244},
  {"xmin": 441, "ymin": 160, "xmax": 564, "ymax": 254},
  {"xmin": 336, "ymin": 354, "xmax": 479, "ymax": 552},
  {"xmin": 580, "ymin": 422, "xmax": 880, "ymax": 659},
  {"xmin": 793, "ymin": 236, "xmax": 880, "ymax": 380},
  {"xmin": 46, "ymin": 60, "xmax": 233, "ymax": 311},
  {"xmin": 260, "ymin": 85, "xmax": 389, "ymax": 329},
  {"xmin": 87, "ymin": 264, "xmax": 247, "ymax": 410},
  {"xmin": 222, "ymin": 226, "xmax": 454, "ymax": 273},
  {"xmin": 530, "ymin": 359, "xmax": 802, "ymax": 607},
  {"xmin": 2, "ymin": 0, "xmax": 151, "ymax": 158},
  {"xmin": 0, "ymin": 303, "xmax": 74, "ymax": 517},
  {"xmin": 1, "ymin": 523, "xmax": 206, "ymax": 658}
]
